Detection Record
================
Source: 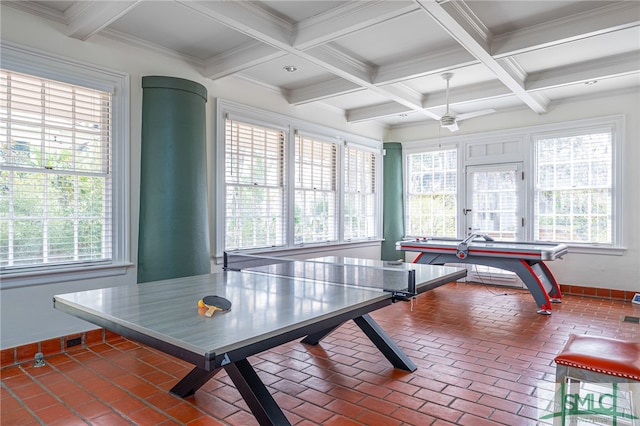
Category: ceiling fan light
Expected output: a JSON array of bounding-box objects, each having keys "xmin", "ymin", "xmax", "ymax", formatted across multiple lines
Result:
[{"xmin": 440, "ymin": 115, "xmax": 456, "ymax": 126}]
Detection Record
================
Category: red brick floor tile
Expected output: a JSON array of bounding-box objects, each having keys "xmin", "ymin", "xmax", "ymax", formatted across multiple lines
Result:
[
  {"xmin": 33, "ymin": 404, "xmax": 78, "ymax": 424},
  {"xmin": 128, "ymin": 406, "xmax": 175, "ymax": 424},
  {"xmin": 356, "ymin": 409, "xmax": 403, "ymax": 426},
  {"xmin": 323, "ymin": 414, "xmax": 364, "ymax": 426},
  {"xmin": 87, "ymin": 411, "xmax": 131, "ymax": 426},
  {"xmin": 74, "ymin": 399, "xmax": 112, "ymax": 419},
  {"xmin": 324, "ymin": 398, "xmax": 367, "ymax": 418},
  {"xmin": 384, "ymin": 390, "xmax": 425, "ymax": 410},
  {"xmin": 290, "ymin": 401, "xmax": 333, "ymax": 423},
  {"xmin": 391, "ymin": 406, "xmax": 436, "ymax": 426}
]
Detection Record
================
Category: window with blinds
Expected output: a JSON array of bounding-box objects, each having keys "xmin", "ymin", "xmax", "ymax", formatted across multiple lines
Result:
[
  {"xmin": 1, "ymin": 69, "xmax": 112, "ymax": 270},
  {"xmin": 344, "ymin": 145, "xmax": 376, "ymax": 240},
  {"xmin": 534, "ymin": 129, "xmax": 613, "ymax": 244},
  {"xmin": 294, "ymin": 134, "xmax": 337, "ymax": 244},
  {"xmin": 224, "ymin": 118, "xmax": 286, "ymax": 250},
  {"xmin": 405, "ymin": 148, "xmax": 457, "ymax": 237}
]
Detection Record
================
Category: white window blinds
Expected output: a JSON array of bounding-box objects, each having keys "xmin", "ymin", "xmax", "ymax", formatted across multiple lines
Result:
[
  {"xmin": 1, "ymin": 69, "xmax": 112, "ymax": 270},
  {"xmin": 344, "ymin": 145, "xmax": 376, "ymax": 240},
  {"xmin": 534, "ymin": 130, "xmax": 613, "ymax": 244},
  {"xmin": 224, "ymin": 118, "xmax": 286, "ymax": 250},
  {"xmin": 294, "ymin": 134, "xmax": 337, "ymax": 244},
  {"xmin": 406, "ymin": 148, "xmax": 457, "ymax": 237}
]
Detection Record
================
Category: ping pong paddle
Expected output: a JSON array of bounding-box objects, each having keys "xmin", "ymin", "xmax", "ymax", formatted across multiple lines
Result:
[{"xmin": 198, "ymin": 295, "xmax": 232, "ymax": 317}]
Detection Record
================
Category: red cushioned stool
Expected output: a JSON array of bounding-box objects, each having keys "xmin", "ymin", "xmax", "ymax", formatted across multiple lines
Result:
[
  {"xmin": 554, "ymin": 334, "xmax": 640, "ymax": 383},
  {"xmin": 554, "ymin": 334, "xmax": 640, "ymax": 423}
]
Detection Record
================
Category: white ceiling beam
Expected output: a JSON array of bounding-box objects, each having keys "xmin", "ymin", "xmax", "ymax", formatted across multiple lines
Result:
[
  {"xmin": 526, "ymin": 51, "xmax": 640, "ymax": 91},
  {"xmin": 176, "ymin": 0, "xmax": 293, "ymax": 49},
  {"xmin": 202, "ymin": 1, "xmax": 420, "ymax": 82},
  {"xmin": 374, "ymin": 47, "xmax": 477, "ymax": 85},
  {"xmin": 347, "ymin": 80, "xmax": 511, "ymax": 123},
  {"xmin": 204, "ymin": 41, "xmax": 286, "ymax": 80},
  {"xmin": 179, "ymin": 0, "xmax": 432, "ymax": 113},
  {"xmin": 347, "ymin": 103, "xmax": 412, "ymax": 124},
  {"xmin": 65, "ymin": 0, "xmax": 142, "ymax": 41},
  {"xmin": 414, "ymin": 0, "xmax": 549, "ymax": 114},
  {"xmin": 287, "ymin": 78, "xmax": 363, "ymax": 105},
  {"xmin": 279, "ymin": 1, "xmax": 640, "ymax": 106},
  {"xmin": 491, "ymin": 2, "xmax": 640, "ymax": 57},
  {"xmin": 347, "ymin": 51, "xmax": 640, "ymax": 123},
  {"xmin": 294, "ymin": 1, "xmax": 420, "ymax": 50}
]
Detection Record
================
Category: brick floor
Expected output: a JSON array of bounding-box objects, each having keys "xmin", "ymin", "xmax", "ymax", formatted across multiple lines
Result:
[{"xmin": 1, "ymin": 282, "xmax": 639, "ymax": 425}]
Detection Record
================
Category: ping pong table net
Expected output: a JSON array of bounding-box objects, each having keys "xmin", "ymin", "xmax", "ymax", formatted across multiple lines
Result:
[{"xmin": 223, "ymin": 252, "xmax": 417, "ymax": 301}]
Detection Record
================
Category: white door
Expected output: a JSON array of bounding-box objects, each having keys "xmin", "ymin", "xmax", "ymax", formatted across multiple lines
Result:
[
  {"xmin": 464, "ymin": 163, "xmax": 525, "ymax": 286},
  {"xmin": 465, "ymin": 163, "xmax": 524, "ymax": 241}
]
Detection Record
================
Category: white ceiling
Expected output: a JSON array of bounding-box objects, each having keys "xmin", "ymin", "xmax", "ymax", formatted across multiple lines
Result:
[{"xmin": 7, "ymin": 0, "xmax": 640, "ymax": 130}]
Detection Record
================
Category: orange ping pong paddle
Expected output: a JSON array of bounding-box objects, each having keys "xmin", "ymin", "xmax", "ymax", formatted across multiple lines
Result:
[{"xmin": 198, "ymin": 295, "xmax": 232, "ymax": 317}]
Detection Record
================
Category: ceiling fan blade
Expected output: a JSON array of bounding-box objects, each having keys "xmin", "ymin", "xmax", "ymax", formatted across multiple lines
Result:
[{"xmin": 455, "ymin": 109, "xmax": 496, "ymax": 122}]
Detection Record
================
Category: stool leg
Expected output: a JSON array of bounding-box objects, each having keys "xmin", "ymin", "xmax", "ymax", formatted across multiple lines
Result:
[
  {"xmin": 630, "ymin": 382, "xmax": 640, "ymax": 424},
  {"xmin": 554, "ymin": 365, "xmax": 582, "ymax": 426},
  {"xmin": 554, "ymin": 365, "xmax": 568, "ymax": 426}
]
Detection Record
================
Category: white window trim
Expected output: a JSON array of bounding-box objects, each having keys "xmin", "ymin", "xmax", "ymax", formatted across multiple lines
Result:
[
  {"xmin": 0, "ymin": 41, "xmax": 131, "ymax": 289},
  {"xmin": 215, "ymin": 99, "xmax": 382, "ymax": 258},
  {"xmin": 401, "ymin": 115, "xmax": 625, "ymax": 255},
  {"xmin": 402, "ymin": 142, "xmax": 461, "ymax": 238},
  {"xmin": 528, "ymin": 116, "xmax": 624, "ymax": 251}
]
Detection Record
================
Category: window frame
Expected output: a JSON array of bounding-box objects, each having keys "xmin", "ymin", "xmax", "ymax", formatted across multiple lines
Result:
[
  {"xmin": 529, "ymin": 116, "xmax": 623, "ymax": 250},
  {"xmin": 343, "ymin": 142, "xmax": 378, "ymax": 242},
  {"xmin": 403, "ymin": 143, "xmax": 460, "ymax": 239},
  {"xmin": 215, "ymin": 99, "xmax": 382, "ymax": 258},
  {"xmin": 0, "ymin": 41, "xmax": 130, "ymax": 288}
]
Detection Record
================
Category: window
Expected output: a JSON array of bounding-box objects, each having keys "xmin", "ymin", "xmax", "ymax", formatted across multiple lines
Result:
[
  {"xmin": 294, "ymin": 133, "xmax": 337, "ymax": 244},
  {"xmin": 0, "ymin": 42, "xmax": 129, "ymax": 287},
  {"xmin": 344, "ymin": 145, "xmax": 376, "ymax": 240},
  {"xmin": 533, "ymin": 128, "xmax": 614, "ymax": 245},
  {"xmin": 1, "ymin": 70, "xmax": 112, "ymax": 269},
  {"xmin": 224, "ymin": 118, "xmax": 286, "ymax": 250},
  {"xmin": 405, "ymin": 148, "xmax": 457, "ymax": 237},
  {"xmin": 217, "ymin": 100, "xmax": 381, "ymax": 256}
]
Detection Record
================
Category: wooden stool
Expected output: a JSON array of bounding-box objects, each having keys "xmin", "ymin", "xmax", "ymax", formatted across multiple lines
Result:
[{"xmin": 554, "ymin": 334, "xmax": 640, "ymax": 424}]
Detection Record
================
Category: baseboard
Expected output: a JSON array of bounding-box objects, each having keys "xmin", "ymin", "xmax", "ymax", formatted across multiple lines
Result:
[
  {"xmin": 1, "ymin": 329, "xmax": 123, "ymax": 369},
  {"xmin": 559, "ymin": 284, "xmax": 636, "ymax": 301}
]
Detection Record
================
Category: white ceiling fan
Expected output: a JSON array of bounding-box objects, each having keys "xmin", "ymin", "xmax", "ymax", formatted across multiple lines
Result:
[{"xmin": 439, "ymin": 72, "xmax": 496, "ymax": 132}]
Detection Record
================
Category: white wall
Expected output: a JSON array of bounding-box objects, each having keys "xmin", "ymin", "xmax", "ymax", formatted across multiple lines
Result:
[
  {"xmin": 387, "ymin": 91, "xmax": 640, "ymax": 293},
  {"xmin": 0, "ymin": 6, "xmax": 384, "ymax": 349}
]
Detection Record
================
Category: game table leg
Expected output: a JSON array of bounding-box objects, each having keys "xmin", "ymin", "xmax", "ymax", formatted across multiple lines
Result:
[
  {"xmin": 170, "ymin": 366, "xmax": 221, "ymax": 397},
  {"xmin": 354, "ymin": 314, "xmax": 417, "ymax": 372},
  {"xmin": 225, "ymin": 358, "xmax": 291, "ymax": 426}
]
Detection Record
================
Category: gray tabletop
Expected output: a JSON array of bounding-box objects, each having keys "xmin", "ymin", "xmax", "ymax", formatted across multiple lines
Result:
[{"xmin": 54, "ymin": 257, "xmax": 465, "ymax": 365}]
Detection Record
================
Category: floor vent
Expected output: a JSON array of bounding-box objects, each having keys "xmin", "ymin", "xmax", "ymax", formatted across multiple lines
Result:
[{"xmin": 621, "ymin": 315, "xmax": 640, "ymax": 324}]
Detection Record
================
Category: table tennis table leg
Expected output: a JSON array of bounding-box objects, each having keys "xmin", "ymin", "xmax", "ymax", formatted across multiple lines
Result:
[
  {"xmin": 225, "ymin": 358, "xmax": 291, "ymax": 426},
  {"xmin": 354, "ymin": 314, "xmax": 417, "ymax": 372},
  {"xmin": 300, "ymin": 325, "xmax": 341, "ymax": 345},
  {"xmin": 170, "ymin": 366, "xmax": 221, "ymax": 397}
]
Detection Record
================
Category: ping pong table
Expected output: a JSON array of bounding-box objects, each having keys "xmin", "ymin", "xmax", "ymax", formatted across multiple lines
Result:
[
  {"xmin": 54, "ymin": 253, "xmax": 466, "ymax": 425},
  {"xmin": 397, "ymin": 234, "xmax": 569, "ymax": 314}
]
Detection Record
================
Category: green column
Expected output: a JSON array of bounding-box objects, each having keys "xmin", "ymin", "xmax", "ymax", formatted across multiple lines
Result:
[
  {"xmin": 138, "ymin": 76, "xmax": 210, "ymax": 283},
  {"xmin": 381, "ymin": 142, "xmax": 405, "ymax": 261}
]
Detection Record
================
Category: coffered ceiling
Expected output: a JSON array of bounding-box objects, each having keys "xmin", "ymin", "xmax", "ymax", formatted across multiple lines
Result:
[{"xmin": 7, "ymin": 0, "xmax": 639, "ymax": 130}]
